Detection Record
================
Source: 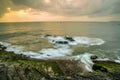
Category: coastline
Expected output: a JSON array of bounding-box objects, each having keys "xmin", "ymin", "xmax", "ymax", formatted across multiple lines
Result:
[{"xmin": 0, "ymin": 45, "xmax": 120, "ymax": 80}]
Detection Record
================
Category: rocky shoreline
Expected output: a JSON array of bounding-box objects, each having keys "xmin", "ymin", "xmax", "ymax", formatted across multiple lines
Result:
[{"xmin": 0, "ymin": 45, "xmax": 120, "ymax": 80}]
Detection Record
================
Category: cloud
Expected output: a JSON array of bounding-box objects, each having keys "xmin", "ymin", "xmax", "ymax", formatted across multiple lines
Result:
[
  {"xmin": 0, "ymin": 0, "xmax": 120, "ymax": 18},
  {"xmin": 0, "ymin": 0, "xmax": 11, "ymax": 17}
]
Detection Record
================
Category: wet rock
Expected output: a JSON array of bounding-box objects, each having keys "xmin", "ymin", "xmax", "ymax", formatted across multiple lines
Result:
[
  {"xmin": 64, "ymin": 36, "xmax": 75, "ymax": 41},
  {"xmin": 0, "ymin": 45, "xmax": 6, "ymax": 51},
  {"xmin": 55, "ymin": 41, "xmax": 68, "ymax": 44},
  {"xmin": 90, "ymin": 55, "xmax": 98, "ymax": 60},
  {"xmin": 92, "ymin": 64, "xmax": 108, "ymax": 72},
  {"xmin": 44, "ymin": 34, "xmax": 53, "ymax": 37}
]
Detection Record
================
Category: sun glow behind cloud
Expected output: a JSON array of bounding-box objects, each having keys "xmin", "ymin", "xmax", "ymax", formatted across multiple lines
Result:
[
  {"xmin": 44, "ymin": 0, "xmax": 51, "ymax": 3},
  {"xmin": 1, "ymin": 9, "xmax": 66, "ymax": 22},
  {"xmin": 0, "ymin": 0, "xmax": 120, "ymax": 22},
  {"xmin": 0, "ymin": 9, "xmax": 115, "ymax": 22}
]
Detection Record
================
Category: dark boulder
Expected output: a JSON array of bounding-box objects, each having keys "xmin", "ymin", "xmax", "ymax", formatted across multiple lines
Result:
[
  {"xmin": 0, "ymin": 45, "xmax": 6, "ymax": 51},
  {"xmin": 64, "ymin": 36, "xmax": 75, "ymax": 41},
  {"xmin": 90, "ymin": 55, "xmax": 98, "ymax": 61},
  {"xmin": 55, "ymin": 41, "xmax": 68, "ymax": 44}
]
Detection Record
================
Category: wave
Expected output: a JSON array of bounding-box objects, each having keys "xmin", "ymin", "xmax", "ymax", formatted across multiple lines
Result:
[
  {"xmin": 43, "ymin": 35, "xmax": 105, "ymax": 46},
  {"xmin": 38, "ymin": 48, "xmax": 73, "ymax": 59},
  {"xmin": 115, "ymin": 57, "xmax": 120, "ymax": 63},
  {"xmin": 0, "ymin": 42, "xmax": 24, "ymax": 54},
  {"xmin": 0, "ymin": 41, "xmax": 73, "ymax": 59},
  {"xmin": 0, "ymin": 35, "xmax": 107, "ymax": 72},
  {"xmin": 72, "ymin": 53, "xmax": 95, "ymax": 72}
]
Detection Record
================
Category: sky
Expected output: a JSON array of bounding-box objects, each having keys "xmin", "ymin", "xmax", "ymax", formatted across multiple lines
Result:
[{"xmin": 0, "ymin": 0, "xmax": 120, "ymax": 22}]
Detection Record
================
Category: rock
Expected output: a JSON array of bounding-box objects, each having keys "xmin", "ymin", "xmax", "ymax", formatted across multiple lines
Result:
[
  {"xmin": 64, "ymin": 36, "xmax": 75, "ymax": 41},
  {"xmin": 90, "ymin": 55, "xmax": 98, "ymax": 60},
  {"xmin": 55, "ymin": 41, "xmax": 68, "ymax": 44},
  {"xmin": 0, "ymin": 64, "xmax": 8, "ymax": 80},
  {"xmin": 0, "ymin": 48, "xmax": 120, "ymax": 80},
  {"xmin": 56, "ymin": 60, "xmax": 85, "ymax": 76},
  {"xmin": 0, "ymin": 47, "xmax": 2, "ymax": 51},
  {"xmin": 92, "ymin": 64, "xmax": 108, "ymax": 72},
  {"xmin": 44, "ymin": 34, "xmax": 53, "ymax": 37},
  {"xmin": 0, "ymin": 45, "xmax": 6, "ymax": 51},
  {"xmin": 110, "ymin": 71, "xmax": 120, "ymax": 80}
]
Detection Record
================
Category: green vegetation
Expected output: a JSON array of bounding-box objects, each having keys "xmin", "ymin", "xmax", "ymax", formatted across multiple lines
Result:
[
  {"xmin": 17, "ymin": 60, "xmax": 63, "ymax": 75},
  {"xmin": 0, "ymin": 50, "xmax": 63, "ymax": 76},
  {"xmin": 93, "ymin": 61, "xmax": 120, "ymax": 72}
]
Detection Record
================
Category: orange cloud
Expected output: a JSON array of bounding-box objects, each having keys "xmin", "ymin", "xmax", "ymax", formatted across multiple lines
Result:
[
  {"xmin": 0, "ymin": 8, "xmax": 66, "ymax": 22},
  {"xmin": 0, "ymin": 8, "xmax": 116, "ymax": 22}
]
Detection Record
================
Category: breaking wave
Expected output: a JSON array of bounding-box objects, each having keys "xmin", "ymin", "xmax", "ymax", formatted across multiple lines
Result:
[
  {"xmin": 72, "ymin": 53, "xmax": 95, "ymax": 72},
  {"xmin": 0, "ymin": 35, "xmax": 107, "ymax": 72},
  {"xmin": 43, "ymin": 35, "xmax": 105, "ymax": 46}
]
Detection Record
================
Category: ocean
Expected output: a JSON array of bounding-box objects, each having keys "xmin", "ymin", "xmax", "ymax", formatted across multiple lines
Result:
[{"xmin": 0, "ymin": 22, "xmax": 120, "ymax": 67}]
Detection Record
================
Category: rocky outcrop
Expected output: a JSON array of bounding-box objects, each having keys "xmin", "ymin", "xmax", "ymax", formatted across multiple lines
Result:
[
  {"xmin": 0, "ymin": 64, "xmax": 7, "ymax": 80},
  {"xmin": 0, "ymin": 44, "xmax": 6, "ymax": 51},
  {"xmin": 0, "ymin": 45, "xmax": 120, "ymax": 80},
  {"xmin": 0, "ymin": 63, "xmax": 55, "ymax": 80}
]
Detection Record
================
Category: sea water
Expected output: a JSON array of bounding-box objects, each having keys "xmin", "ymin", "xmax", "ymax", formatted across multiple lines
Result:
[{"xmin": 0, "ymin": 22, "xmax": 120, "ymax": 71}]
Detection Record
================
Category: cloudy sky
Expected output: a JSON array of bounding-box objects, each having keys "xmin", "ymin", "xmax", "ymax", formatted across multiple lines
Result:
[{"xmin": 0, "ymin": 0, "xmax": 120, "ymax": 22}]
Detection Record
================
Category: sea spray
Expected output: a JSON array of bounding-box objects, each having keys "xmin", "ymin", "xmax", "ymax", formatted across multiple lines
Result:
[
  {"xmin": 44, "ymin": 35, "xmax": 105, "ymax": 46},
  {"xmin": 0, "ymin": 41, "xmax": 24, "ymax": 54},
  {"xmin": 72, "ymin": 53, "xmax": 95, "ymax": 72},
  {"xmin": 38, "ymin": 48, "xmax": 73, "ymax": 59},
  {"xmin": 115, "ymin": 57, "xmax": 120, "ymax": 63}
]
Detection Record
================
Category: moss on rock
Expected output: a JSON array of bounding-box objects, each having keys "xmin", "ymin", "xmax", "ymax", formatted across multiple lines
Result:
[{"xmin": 93, "ymin": 61, "xmax": 120, "ymax": 72}]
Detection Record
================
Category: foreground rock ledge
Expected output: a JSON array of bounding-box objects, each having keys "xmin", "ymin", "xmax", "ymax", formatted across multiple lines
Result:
[{"xmin": 0, "ymin": 50, "xmax": 120, "ymax": 80}]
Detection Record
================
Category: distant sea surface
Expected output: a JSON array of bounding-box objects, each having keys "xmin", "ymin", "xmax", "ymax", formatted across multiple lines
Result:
[{"xmin": 0, "ymin": 22, "xmax": 120, "ymax": 62}]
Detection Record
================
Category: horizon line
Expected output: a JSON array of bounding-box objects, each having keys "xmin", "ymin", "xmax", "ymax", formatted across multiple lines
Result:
[{"xmin": 0, "ymin": 20, "xmax": 119, "ymax": 23}]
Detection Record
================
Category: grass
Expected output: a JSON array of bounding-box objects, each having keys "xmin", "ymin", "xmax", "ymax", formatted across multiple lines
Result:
[
  {"xmin": 94, "ymin": 61, "xmax": 120, "ymax": 72},
  {"xmin": 0, "ymin": 50, "xmax": 63, "ymax": 76},
  {"xmin": 92, "ymin": 61, "xmax": 120, "ymax": 76}
]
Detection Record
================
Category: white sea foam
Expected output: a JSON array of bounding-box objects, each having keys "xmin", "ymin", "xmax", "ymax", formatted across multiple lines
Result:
[
  {"xmin": 6, "ymin": 46, "xmax": 24, "ymax": 54},
  {"xmin": 72, "ymin": 53, "xmax": 94, "ymax": 72},
  {"xmin": 73, "ymin": 37, "xmax": 105, "ymax": 46},
  {"xmin": 22, "ymin": 51, "xmax": 39, "ymax": 57},
  {"xmin": 0, "ymin": 42, "xmax": 24, "ymax": 54},
  {"xmin": 96, "ymin": 58, "xmax": 110, "ymax": 61},
  {"xmin": 36, "ymin": 48, "xmax": 73, "ymax": 59},
  {"xmin": 0, "ymin": 41, "xmax": 73, "ymax": 59},
  {"xmin": 0, "ymin": 42, "xmax": 11, "ymax": 47},
  {"xmin": 115, "ymin": 57, "xmax": 120, "ymax": 63}
]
